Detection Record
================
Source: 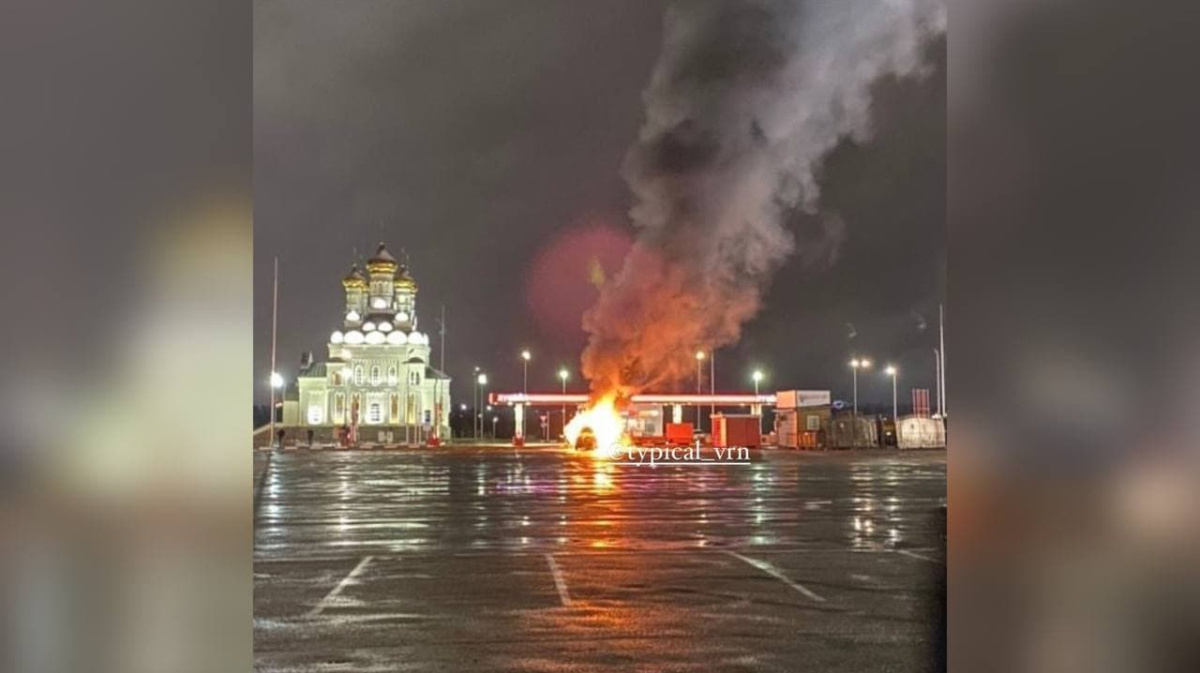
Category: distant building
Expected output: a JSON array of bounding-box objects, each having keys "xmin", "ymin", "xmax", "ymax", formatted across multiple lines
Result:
[{"xmin": 282, "ymin": 243, "xmax": 451, "ymax": 441}]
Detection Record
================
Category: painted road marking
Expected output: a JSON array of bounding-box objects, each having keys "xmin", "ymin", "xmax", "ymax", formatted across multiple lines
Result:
[
  {"xmin": 725, "ymin": 551, "xmax": 826, "ymax": 603},
  {"xmin": 307, "ymin": 555, "xmax": 374, "ymax": 618},
  {"xmin": 896, "ymin": 549, "xmax": 942, "ymax": 564},
  {"xmin": 545, "ymin": 553, "xmax": 572, "ymax": 607},
  {"xmin": 255, "ymin": 547, "xmax": 944, "ymax": 565}
]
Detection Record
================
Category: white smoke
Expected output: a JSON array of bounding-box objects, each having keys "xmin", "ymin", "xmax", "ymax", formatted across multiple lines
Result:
[{"xmin": 582, "ymin": 0, "xmax": 946, "ymax": 394}]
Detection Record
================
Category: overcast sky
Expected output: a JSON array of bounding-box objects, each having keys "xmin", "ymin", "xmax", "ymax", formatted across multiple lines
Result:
[{"xmin": 254, "ymin": 0, "xmax": 945, "ymax": 407}]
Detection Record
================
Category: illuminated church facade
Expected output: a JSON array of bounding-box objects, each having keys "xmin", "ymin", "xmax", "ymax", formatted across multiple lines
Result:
[{"xmin": 283, "ymin": 243, "xmax": 451, "ymax": 441}]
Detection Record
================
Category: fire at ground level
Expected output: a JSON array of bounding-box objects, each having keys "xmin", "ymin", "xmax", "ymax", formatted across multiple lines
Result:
[
  {"xmin": 489, "ymin": 391, "xmax": 946, "ymax": 451},
  {"xmin": 254, "ymin": 446, "xmax": 946, "ymax": 673},
  {"xmin": 253, "ymin": 390, "xmax": 945, "ymax": 451}
]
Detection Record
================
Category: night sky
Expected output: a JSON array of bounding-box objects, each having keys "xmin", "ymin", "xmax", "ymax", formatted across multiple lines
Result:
[{"xmin": 254, "ymin": 0, "xmax": 945, "ymax": 408}]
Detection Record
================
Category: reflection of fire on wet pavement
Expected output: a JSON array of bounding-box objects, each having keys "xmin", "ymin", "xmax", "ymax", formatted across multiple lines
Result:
[{"xmin": 254, "ymin": 447, "xmax": 945, "ymax": 672}]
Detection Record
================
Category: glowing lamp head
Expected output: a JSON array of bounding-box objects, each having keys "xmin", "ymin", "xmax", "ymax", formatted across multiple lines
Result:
[
  {"xmin": 270, "ymin": 372, "xmax": 285, "ymax": 389},
  {"xmin": 752, "ymin": 370, "xmax": 764, "ymax": 382},
  {"xmin": 695, "ymin": 351, "xmax": 706, "ymax": 361},
  {"xmin": 558, "ymin": 368, "xmax": 569, "ymax": 381},
  {"xmin": 521, "ymin": 349, "xmax": 531, "ymax": 361},
  {"xmin": 477, "ymin": 373, "xmax": 488, "ymax": 385},
  {"xmin": 885, "ymin": 365, "xmax": 897, "ymax": 376}
]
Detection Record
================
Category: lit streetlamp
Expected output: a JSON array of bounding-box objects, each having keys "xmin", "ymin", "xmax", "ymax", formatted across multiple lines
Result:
[
  {"xmin": 885, "ymin": 365, "xmax": 898, "ymax": 437},
  {"xmin": 558, "ymin": 368, "xmax": 569, "ymax": 432},
  {"xmin": 752, "ymin": 369, "xmax": 765, "ymax": 433},
  {"xmin": 475, "ymin": 371, "xmax": 488, "ymax": 440},
  {"xmin": 695, "ymin": 351, "xmax": 706, "ymax": 431},
  {"xmin": 492, "ymin": 416, "xmax": 498, "ymax": 439},
  {"xmin": 472, "ymin": 366, "xmax": 480, "ymax": 438},
  {"xmin": 269, "ymin": 371, "xmax": 285, "ymax": 447},
  {"xmin": 520, "ymin": 349, "xmax": 531, "ymax": 438},
  {"xmin": 849, "ymin": 357, "xmax": 871, "ymax": 418}
]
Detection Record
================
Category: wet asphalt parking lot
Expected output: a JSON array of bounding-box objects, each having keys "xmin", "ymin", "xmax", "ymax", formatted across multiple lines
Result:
[{"xmin": 254, "ymin": 445, "xmax": 946, "ymax": 672}]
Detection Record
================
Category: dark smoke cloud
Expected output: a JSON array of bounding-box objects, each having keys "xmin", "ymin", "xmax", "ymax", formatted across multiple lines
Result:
[{"xmin": 581, "ymin": 0, "xmax": 946, "ymax": 395}]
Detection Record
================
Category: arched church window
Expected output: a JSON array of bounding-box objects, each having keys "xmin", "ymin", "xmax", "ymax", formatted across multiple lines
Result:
[
  {"xmin": 387, "ymin": 366, "xmax": 397, "ymax": 385},
  {"xmin": 370, "ymin": 366, "xmax": 381, "ymax": 385},
  {"xmin": 354, "ymin": 366, "xmax": 364, "ymax": 386}
]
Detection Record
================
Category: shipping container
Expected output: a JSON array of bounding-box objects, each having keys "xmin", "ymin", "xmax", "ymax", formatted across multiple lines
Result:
[
  {"xmin": 896, "ymin": 416, "xmax": 946, "ymax": 449},
  {"xmin": 711, "ymin": 414, "xmax": 762, "ymax": 448},
  {"xmin": 664, "ymin": 422, "xmax": 694, "ymax": 445}
]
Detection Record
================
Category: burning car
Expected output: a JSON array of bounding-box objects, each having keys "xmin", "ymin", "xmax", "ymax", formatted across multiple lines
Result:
[{"xmin": 572, "ymin": 426, "xmax": 597, "ymax": 451}]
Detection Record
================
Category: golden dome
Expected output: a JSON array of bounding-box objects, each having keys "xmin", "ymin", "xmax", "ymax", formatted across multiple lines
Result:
[
  {"xmin": 341, "ymin": 265, "xmax": 367, "ymax": 289},
  {"xmin": 366, "ymin": 242, "xmax": 398, "ymax": 274},
  {"xmin": 394, "ymin": 266, "xmax": 418, "ymax": 292}
]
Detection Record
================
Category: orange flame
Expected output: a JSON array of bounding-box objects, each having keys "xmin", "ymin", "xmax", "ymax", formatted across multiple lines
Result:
[{"xmin": 564, "ymin": 393, "xmax": 630, "ymax": 458}]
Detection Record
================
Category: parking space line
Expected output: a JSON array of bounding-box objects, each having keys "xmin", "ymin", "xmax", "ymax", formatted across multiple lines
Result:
[
  {"xmin": 256, "ymin": 547, "xmax": 941, "ymax": 564},
  {"xmin": 896, "ymin": 549, "xmax": 941, "ymax": 564},
  {"xmin": 306, "ymin": 555, "xmax": 374, "ymax": 618},
  {"xmin": 544, "ymin": 553, "xmax": 572, "ymax": 607},
  {"xmin": 725, "ymin": 551, "xmax": 826, "ymax": 603}
]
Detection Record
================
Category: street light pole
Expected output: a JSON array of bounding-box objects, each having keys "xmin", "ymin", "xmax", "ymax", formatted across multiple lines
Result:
[
  {"xmin": 695, "ymin": 351, "xmax": 705, "ymax": 431},
  {"xmin": 939, "ymin": 304, "xmax": 947, "ymax": 417},
  {"xmin": 933, "ymin": 349, "xmax": 941, "ymax": 417},
  {"xmin": 558, "ymin": 368, "xmax": 569, "ymax": 436},
  {"xmin": 849, "ymin": 357, "xmax": 871, "ymax": 446},
  {"xmin": 886, "ymin": 365, "xmax": 898, "ymax": 429},
  {"xmin": 850, "ymin": 359, "xmax": 859, "ymax": 418},
  {"xmin": 269, "ymin": 257, "xmax": 278, "ymax": 447},
  {"xmin": 472, "ymin": 369, "xmax": 482, "ymax": 439},
  {"xmin": 472, "ymin": 366, "xmax": 479, "ymax": 439},
  {"xmin": 752, "ymin": 369, "xmax": 764, "ymax": 433},
  {"xmin": 709, "ymin": 351, "xmax": 715, "ymax": 427},
  {"xmin": 520, "ymin": 350, "xmax": 531, "ymax": 438}
]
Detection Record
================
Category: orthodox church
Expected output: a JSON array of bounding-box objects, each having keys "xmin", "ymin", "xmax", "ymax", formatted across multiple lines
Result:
[{"xmin": 282, "ymin": 243, "xmax": 451, "ymax": 442}]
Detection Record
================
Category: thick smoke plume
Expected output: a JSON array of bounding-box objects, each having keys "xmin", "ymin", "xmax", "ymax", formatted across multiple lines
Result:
[{"xmin": 581, "ymin": 0, "xmax": 945, "ymax": 396}]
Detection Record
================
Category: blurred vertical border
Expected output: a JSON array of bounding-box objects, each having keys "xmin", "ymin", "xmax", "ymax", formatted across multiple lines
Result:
[
  {"xmin": 951, "ymin": 0, "xmax": 1200, "ymax": 671},
  {"xmin": 0, "ymin": 1, "xmax": 251, "ymax": 672}
]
